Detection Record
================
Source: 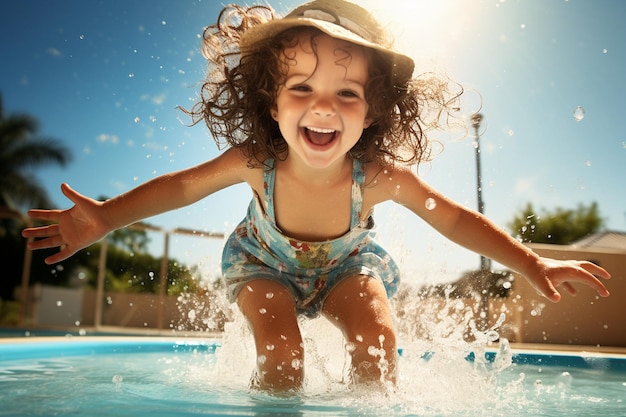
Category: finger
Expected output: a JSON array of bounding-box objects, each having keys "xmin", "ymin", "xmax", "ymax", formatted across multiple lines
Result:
[
  {"xmin": 560, "ymin": 282, "xmax": 577, "ymax": 297},
  {"xmin": 26, "ymin": 209, "xmax": 62, "ymax": 222},
  {"xmin": 45, "ymin": 248, "xmax": 74, "ymax": 265},
  {"xmin": 578, "ymin": 261, "xmax": 611, "ymax": 279},
  {"xmin": 28, "ymin": 235, "xmax": 65, "ymax": 251},
  {"xmin": 22, "ymin": 224, "xmax": 59, "ymax": 238},
  {"xmin": 534, "ymin": 278, "xmax": 561, "ymax": 303},
  {"xmin": 558, "ymin": 273, "xmax": 610, "ymax": 298},
  {"xmin": 61, "ymin": 183, "xmax": 88, "ymax": 205}
]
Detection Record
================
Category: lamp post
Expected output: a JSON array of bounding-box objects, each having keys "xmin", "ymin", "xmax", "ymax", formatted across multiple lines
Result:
[{"xmin": 471, "ymin": 113, "xmax": 491, "ymax": 271}]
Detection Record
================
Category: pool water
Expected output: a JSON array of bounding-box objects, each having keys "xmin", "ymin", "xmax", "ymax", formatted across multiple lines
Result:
[{"xmin": 0, "ymin": 337, "xmax": 625, "ymax": 416}]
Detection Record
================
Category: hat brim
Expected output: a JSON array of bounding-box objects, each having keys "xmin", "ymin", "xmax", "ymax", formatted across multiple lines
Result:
[{"xmin": 240, "ymin": 17, "xmax": 415, "ymax": 85}]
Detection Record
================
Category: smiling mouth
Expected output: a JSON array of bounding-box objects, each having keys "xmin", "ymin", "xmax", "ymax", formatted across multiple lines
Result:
[{"xmin": 304, "ymin": 127, "xmax": 337, "ymax": 146}]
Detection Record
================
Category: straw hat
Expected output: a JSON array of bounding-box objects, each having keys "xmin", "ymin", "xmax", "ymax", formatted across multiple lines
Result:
[{"xmin": 239, "ymin": 0, "xmax": 415, "ymax": 85}]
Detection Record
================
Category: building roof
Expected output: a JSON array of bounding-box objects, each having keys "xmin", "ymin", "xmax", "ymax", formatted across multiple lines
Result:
[{"xmin": 571, "ymin": 231, "xmax": 626, "ymax": 252}]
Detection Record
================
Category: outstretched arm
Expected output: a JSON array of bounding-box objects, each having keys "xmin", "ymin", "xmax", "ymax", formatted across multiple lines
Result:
[
  {"xmin": 379, "ymin": 167, "xmax": 611, "ymax": 302},
  {"xmin": 22, "ymin": 148, "xmax": 249, "ymax": 264}
]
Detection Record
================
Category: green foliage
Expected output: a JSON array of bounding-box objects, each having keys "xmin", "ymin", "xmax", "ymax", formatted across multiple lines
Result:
[
  {"xmin": 0, "ymin": 93, "xmax": 72, "ymax": 211},
  {"xmin": 509, "ymin": 202, "xmax": 605, "ymax": 244},
  {"xmin": 72, "ymin": 241, "xmax": 202, "ymax": 295}
]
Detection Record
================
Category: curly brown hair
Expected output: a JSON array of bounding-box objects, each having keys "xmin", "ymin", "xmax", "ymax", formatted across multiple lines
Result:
[{"xmin": 183, "ymin": 4, "xmax": 461, "ymax": 169}]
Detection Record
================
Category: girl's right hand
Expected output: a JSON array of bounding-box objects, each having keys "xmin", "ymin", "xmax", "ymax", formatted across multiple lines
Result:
[{"xmin": 22, "ymin": 183, "xmax": 112, "ymax": 264}]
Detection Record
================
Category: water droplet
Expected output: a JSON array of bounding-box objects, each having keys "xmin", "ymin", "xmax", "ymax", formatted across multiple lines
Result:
[
  {"xmin": 266, "ymin": 344, "xmax": 275, "ymax": 351},
  {"xmin": 56, "ymin": 300, "xmax": 63, "ymax": 307},
  {"xmin": 134, "ymin": 117, "xmax": 140, "ymax": 123},
  {"xmin": 355, "ymin": 334, "xmax": 363, "ymax": 342},
  {"xmin": 78, "ymin": 329, "xmax": 86, "ymax": 336},
  {"xmin": 265, "ymin": 292, "xmax": 274, "ymax": 299},
  {"xmin": 112, "ymin": 375, "xmax": 123, "ymax": 384},
  {"xmin": 520, "ymin": 23, "xmax": 526, "ymax": 29},
  {"xmin": 425, "ymin": 197, "xmax": 437, "ymax": 210},
  {"xmin": 128, "ymin": 73, "xmax": 135, "ymax": 78},
  {"xmin": 291, "ymin": 359, "xmax": 302, "ymax": 370},
  {"xmin": 573, "ymin": 106, "xmax": 585, "ymax": 121},
  {"xmin": 259, "ymin": 308, "xmax": 267, "ymax": 315},
  {"xmin": 257, "ymin": 355, "xmax": 267, "ymax": 364},
  {"xmin": 79, "ymin": 34, "xmax": 85, "ymax": 40},
  {"xmin": 602, "ymin": 48, "xmax": 608, "ymax": 54}
]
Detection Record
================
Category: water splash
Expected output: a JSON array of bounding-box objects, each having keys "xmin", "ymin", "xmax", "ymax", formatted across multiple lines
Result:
[
  {"xmin": 171, "ymin": 277, "xmax": 530, "ymax": 415},
  {"xmin": 425, "ymin": 197, "xmax": 437, "ymax": 210},
  {"xmin": 573, "ymin": 106, "xmax": 585, "ymax": 121}
]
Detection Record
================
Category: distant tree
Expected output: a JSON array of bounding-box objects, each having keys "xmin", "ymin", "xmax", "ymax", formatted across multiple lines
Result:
[
  {"xmin": 0, "ymin": 94, "xmax": 73, "ymax": 299},
  {"xmin": 95, "ymin": 195, "xmax": 151, "ymax": 254},
  {"xmin": 508, "ymin": 202, "xmax": 605, "ymax": 244},
  {"xmin": 0, "ymin": 93, "xmax": 71, "ymax": 211},
  {"xmin": 76, "ymin": 241, "xmax": 201, "ymax": 295}
]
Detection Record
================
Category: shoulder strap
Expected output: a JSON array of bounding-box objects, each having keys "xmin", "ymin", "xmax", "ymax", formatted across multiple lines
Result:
[
  {"xmin": 350, "ymin": 158, "xmax": 365, "ymax": 228},
  {"xmin": 263, "ymin": 159, "xmax": 277, "ymax": 223}
]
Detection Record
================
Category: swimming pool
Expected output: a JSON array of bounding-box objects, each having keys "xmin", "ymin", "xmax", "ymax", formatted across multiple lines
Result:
[{"xmin": 1, "ymin": 336, "xmax": 624, "ymax": 416}]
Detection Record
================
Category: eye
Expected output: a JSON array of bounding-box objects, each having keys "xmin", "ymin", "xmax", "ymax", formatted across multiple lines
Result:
[
  {"xmin": 338, "ymin": 89, "xmax": 361, "ymax": 99},
  {"xmin": 288, "ymin": 84, "xmax": 311, "ymax": 93},
  {"xmin": 339, "ymin": 90, "xmax": 355, "ymax": 97}
]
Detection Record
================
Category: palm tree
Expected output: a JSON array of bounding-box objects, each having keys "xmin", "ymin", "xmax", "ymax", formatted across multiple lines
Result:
[{"xmin": 0, "ymin": 93, "xmax": 72, "ymax": 211}]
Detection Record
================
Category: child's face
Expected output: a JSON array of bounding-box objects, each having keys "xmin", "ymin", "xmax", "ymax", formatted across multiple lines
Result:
[{"xmin": 272, "ymin": 32, "xmax": 372, "ymax": 170}]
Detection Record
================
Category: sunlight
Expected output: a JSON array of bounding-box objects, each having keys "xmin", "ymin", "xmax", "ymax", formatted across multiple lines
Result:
[{"xmin": 359, "ymin": 0, "xmax": 472, "ymax": 62}]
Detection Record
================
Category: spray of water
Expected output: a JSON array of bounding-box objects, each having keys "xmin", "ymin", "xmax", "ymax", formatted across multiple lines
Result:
[{"xmin": 171, "ymin": 277, "xmax": 529, "ymax": 415}]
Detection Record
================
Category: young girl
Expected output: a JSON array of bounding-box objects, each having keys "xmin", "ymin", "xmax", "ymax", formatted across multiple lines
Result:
[{"xmin": 23, "ymin": 0, "xmax": 610, "ymax": 393}]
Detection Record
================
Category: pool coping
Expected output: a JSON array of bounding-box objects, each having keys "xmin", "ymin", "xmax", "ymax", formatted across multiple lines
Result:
[
  {"xmin": 0, "ymin": 332, "xmax": 626, "ymax": 357},
  {"xmin": 2, "ymin": 336, "xmax": 625, "ymax": 355},
  {"xmin": 1, "ymin": 336, "xmax": 626, "ymax": 371}
]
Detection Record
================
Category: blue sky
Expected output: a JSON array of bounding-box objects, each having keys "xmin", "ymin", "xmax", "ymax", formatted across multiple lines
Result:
[{"xmin": 1, "ymin": 0, "xmax": 624, "ymax": 286}]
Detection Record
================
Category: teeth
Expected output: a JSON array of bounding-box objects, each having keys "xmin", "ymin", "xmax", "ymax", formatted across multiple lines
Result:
[{"xmin": 307, "ymin": 126, "xmax": 335, "ymax": 134}]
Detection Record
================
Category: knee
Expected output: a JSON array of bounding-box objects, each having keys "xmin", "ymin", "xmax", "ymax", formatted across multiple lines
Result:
[{"xmin": 347, "ymin": 320, "xmax": 397, "ymax": 362}]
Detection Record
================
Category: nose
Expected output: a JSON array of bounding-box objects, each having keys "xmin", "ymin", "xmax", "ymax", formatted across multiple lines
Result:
[{"xmin": 311, "ymin": 96, "xmax": 335, "ymax": 117}]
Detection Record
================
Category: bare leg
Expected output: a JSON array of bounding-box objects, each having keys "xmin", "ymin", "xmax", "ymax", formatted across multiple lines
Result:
[
  {"xmin": 322, "ymin": 275, "xmax": 397, "ymax": 385},
  {"xmin": 237, "ymin": 279, "xmax": 304, "ymax": 392}
]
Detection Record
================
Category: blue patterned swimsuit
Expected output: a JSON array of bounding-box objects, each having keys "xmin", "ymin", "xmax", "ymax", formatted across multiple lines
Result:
[{"xmin": 221, "ymin": 158, "xmax": 400, "ymax": 317}]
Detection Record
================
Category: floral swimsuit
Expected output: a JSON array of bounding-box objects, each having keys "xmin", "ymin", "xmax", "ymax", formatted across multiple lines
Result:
[{"xmin": 222, "ymin": 158, "xmax": 400, "ymax": 317}]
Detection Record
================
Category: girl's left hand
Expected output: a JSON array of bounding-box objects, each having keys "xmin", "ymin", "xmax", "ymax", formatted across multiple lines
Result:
[{"xmin": 529, "ymin": 257, "xmax": 610, "ymax": 302}]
